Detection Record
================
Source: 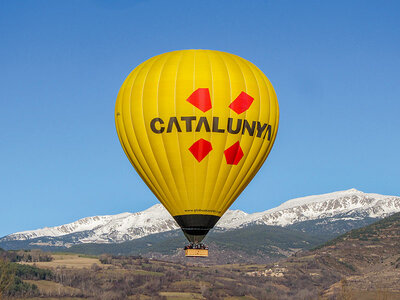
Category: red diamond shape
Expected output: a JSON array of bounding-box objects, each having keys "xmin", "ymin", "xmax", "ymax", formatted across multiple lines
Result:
[
  {"xmin": 224, "ymin": 142, "xmax": 244, "ymax": 165},
  {"xmin": 189, "ymin": 139, "xmax": 213, "ymax": 162},
  {"xmin": 186, "ymin": 88, "xmax": 212, "ymax": 112},
  {"xmin": 229, "ymin": 92, "xmax": 254, "ymax": 114}
]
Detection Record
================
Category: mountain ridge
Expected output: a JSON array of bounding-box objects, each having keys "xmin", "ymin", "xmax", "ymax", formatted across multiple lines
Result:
[{"xmin": 1, "ymin": 188, "xmax": 399, "ymax": 248}]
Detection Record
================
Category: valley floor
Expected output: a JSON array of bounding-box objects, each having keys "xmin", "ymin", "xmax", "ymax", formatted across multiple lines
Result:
[{"xmin": 3, "ymin": 252, "xmax": 400, "ymax": 300}]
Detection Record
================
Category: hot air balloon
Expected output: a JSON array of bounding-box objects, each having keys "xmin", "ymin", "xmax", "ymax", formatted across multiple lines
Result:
[{"xmin": 115, "ymin": 50, "xmax": 279, "ymax": 257}]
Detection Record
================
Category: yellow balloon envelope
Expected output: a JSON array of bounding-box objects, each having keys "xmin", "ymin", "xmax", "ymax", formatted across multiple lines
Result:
[{"xmin": 115, "ymin": 50, "xmax": 279, "ymax": 243}]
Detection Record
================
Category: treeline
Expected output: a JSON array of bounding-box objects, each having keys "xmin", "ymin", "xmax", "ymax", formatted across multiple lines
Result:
[
  {"xmin": 0, "ymin": 249, "xmax": 54, "ymax": 298},
  {"xmin": 0, "ymin": 249, "xmax": 52, "ymax": 263},
  {"xmin": 0, "ymin": 260, "xmax": 51, "ymax": 298}
]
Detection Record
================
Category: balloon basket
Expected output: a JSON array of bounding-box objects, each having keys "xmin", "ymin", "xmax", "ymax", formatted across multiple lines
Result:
[{"xmin": 185, "ymin": 248, "xmax": 209, "ymax": 257}]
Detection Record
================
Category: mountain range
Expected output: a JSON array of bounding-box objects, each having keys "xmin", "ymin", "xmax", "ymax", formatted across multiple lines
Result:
[{"xmin": 1, "ymin": 188, "xmax": 399, "ymax": 253}]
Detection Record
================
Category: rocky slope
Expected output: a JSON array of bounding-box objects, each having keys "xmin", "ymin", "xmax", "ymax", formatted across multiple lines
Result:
[{"xmin": 258, "ymin": 212, "xmax": 400, "ymax": 299}]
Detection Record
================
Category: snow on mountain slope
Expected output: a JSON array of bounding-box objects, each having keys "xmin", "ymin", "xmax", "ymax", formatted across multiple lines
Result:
[
  {"xmin": 1, "ymin": 189, "xmax": 399, "ymax": 245},
  {"xmin": 3, "ymin": 205, "xmax": 178, "ymax": 243},
  {"xmin": 225, "ymin": 188, "xmax": 400, "ymax": 228}
]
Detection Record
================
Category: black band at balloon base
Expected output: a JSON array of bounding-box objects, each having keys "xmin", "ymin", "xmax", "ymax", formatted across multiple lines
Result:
[{"xmin": 173, "ymin": 214, "xmax": 220, "ymax": 243}]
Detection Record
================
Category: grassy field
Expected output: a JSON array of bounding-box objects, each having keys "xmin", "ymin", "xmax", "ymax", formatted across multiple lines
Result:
[
  {"xmin": 224, "ymin": 297, "xmax": 258, "ymax": 300},
  {"xmin": 24, "ymin": 280, "xmax": 81, "ymax": 296},
  {"xmin": 15, "ymin": 298, "xmax": 83, "ymax": 300},
  {"xmin": 159, "ymin": 291, "xmax": 205, "ymax": 299},
  {"xmin": 19, "ymin": 253, "xmax": 103, "ymax": 269}
]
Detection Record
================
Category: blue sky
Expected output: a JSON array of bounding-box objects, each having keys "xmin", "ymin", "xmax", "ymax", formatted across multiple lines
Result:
[{"xmin": 1, "ymin": 0, "xmax": 399, "ymax": 237}]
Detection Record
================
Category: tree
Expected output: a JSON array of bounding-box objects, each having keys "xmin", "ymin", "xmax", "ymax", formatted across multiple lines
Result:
[{"xmin": 0, "ymin": 259, "xmax": 16, "ymax": 299}]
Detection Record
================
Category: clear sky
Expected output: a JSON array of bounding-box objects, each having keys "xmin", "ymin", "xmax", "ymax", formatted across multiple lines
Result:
[{"xmin": 1, "ymin": 0, "xmax": 399, "ymax": 237}]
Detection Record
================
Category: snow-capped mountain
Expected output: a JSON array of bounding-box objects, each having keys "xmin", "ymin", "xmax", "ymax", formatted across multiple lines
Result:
[
  {"xmin": 219, "ymin": 188, "xmax": 400, "ymax": 228},
  {"xmin": 1, "ymin": 189, "xmax": 399, "ymax": 248},
  {"xmin": 2, "ymin": 204, "xmax": 179, "ymax": 244}
]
